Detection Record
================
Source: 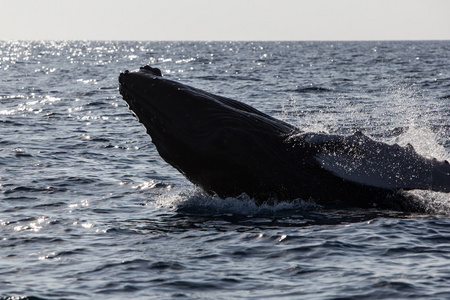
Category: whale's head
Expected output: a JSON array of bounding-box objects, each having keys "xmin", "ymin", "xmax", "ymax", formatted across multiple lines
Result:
[{"xmin": 118, "ymin": 66, "xmax": 297, "ymax": 197}]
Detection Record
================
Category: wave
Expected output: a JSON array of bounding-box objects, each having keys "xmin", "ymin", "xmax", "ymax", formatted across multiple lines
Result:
[
  {"xmin": 289, "ymin": 86, "xmax": 333, "ymax": 93},
  {"xmin": 153, "ymin": 188, "xmax": 320, "ymax": 216},
  {"xmin": 151, "ymin": 187, "xmax": 450, "ymax": 220}
]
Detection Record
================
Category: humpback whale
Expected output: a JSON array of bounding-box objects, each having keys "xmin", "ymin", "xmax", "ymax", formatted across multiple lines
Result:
[{"xmin": 118, "ymin": 65, "xmax": 450, "ymax": 212}]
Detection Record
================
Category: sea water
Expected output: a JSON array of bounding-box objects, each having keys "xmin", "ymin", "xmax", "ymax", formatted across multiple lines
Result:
[{"xmin": 1, "ymin": 41, "xmax": 450, "ymax": 299}]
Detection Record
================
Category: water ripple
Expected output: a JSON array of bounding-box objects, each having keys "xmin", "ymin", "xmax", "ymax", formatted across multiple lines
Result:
[{"xmin": 0, "ymin": 40, "xmax": 449, "ymax": 299}]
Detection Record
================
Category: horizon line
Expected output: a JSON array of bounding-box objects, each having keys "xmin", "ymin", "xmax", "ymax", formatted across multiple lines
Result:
[{"xmin": 2, "ymin": 38, "xmax": 450, "ymax": 42}]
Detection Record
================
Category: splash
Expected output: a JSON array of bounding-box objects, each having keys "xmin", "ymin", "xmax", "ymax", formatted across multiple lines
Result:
[
  {"xmin": 281, "ymin": 80, "xmax": 448, "ymax": 148},
  {"xmin": 153, "ymin": 188, "xmax": 321, "ymax": 216},
  {"xmin": 405, "ymin": 190, "xmax": 450, "ymax": 215},
  {"xmin": 381, "ymin": 82, "xmax": 449, "ymax": 160},
  {"xmin": 389, "ymin": 125, "xmax": 449, "ymax": 161}
]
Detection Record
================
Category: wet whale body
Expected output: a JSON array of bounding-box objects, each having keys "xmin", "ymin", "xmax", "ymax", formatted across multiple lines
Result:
[{"xmin": 119, "ymin": 66, "xmax": 450, "ymax": 212}]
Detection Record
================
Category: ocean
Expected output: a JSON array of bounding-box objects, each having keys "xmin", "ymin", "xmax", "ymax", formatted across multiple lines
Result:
[{"xmin": 1, "ymin": 40, "xmax": 449, "ymax": 299}]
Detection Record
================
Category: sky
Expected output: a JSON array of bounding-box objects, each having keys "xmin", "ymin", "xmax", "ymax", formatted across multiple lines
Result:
[{"xmin": 1, "ymin": 0, "xmax": 449, "ymax": 41}]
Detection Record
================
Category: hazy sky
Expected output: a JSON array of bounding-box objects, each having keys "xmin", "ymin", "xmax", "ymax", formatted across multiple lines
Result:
[{"xmin": 2, "ymin": 0, "xmax": 449, "ymax": 40}]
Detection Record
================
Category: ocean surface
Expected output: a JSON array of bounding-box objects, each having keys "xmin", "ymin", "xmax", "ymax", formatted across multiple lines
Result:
[{"xmin": 1, "ymin": 41, "xmax": 450, "ymax": 299}]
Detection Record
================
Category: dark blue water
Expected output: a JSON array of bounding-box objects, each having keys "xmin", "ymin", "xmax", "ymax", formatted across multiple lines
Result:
[{"xmin": 1, "ymin": 41, "xmax": 450, "ymax": 299}]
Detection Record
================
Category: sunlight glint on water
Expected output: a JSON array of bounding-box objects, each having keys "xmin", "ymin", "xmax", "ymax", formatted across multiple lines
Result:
[{"xmin": 0, "ymin": 41, "xmax": 449, "ymax": 299}]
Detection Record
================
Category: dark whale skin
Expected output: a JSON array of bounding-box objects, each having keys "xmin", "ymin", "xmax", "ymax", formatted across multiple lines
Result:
[{"xmin": 119, "ymin": 66, "xmax": 450, "ymax": 212}]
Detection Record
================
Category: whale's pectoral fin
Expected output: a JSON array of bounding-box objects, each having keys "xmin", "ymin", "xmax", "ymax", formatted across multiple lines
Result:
[{"xmin": 311, "ymin": 132, "xmax": 450, "ymax": 193}]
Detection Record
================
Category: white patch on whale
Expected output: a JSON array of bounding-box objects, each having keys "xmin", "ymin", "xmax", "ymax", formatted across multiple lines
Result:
[{"xmin": 315, "ymin": 150, "xmax": 432, "ymax": 191}]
